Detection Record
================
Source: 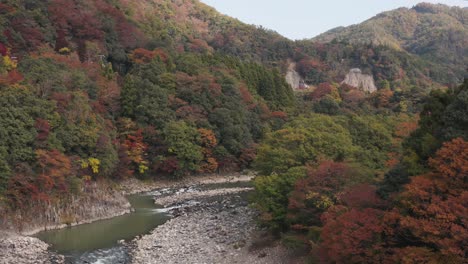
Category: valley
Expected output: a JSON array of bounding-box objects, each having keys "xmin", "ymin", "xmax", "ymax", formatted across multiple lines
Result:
[{"xmin": 0, "ymin": 0, "xmax": 466, "ymax": 263}]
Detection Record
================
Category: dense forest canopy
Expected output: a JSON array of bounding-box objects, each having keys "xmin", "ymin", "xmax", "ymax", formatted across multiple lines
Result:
[{"xmin": 0, "ymin": 0, "xmax": 466, "ymax": 262}]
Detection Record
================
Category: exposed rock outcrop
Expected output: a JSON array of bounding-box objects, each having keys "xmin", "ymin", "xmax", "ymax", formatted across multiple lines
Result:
[
  {"xmin": 342, "ymin": 68, "xmax": 377, "ymax": 93},
  {"xmin": 285, "ymin": 62, "xmax": 309, "ymax": 90},
  {"xmin": 0, "ymin": 182, "xmax": 131, "ymax": 235}
]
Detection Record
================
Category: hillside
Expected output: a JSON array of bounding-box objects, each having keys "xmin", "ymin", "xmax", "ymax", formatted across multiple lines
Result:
[
  {"xmin": 312, "ymin": 3, "xmax": 468, "ymax": 83},
  {"xmin": 0, "ymin": 1, "xmax": 467, "ymax": 263},
  {"xmin": 0, "ymin": 0, "xmax": 295, "ymax": 217}
]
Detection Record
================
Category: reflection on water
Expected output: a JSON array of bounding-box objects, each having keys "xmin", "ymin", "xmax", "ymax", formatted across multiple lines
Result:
[{"xmin": 35, "ymin": 193, "xmax": 170, "ymax": 263}]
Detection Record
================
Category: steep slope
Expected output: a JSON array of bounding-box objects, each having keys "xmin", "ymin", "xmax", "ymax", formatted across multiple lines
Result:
[
  {"xmin": 0, "ymin": 0, "xmax": 296, "ymax": 224},
  {"xmin": 312, "ymin": 3, "xmax": 468, "ymax": 83}
]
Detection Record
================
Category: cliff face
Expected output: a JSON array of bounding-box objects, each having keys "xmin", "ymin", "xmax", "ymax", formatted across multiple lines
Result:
[
  {"xmin": 342, "ymin": 69, "xmax": 377, "ymax": 93},
  {"xmin": 285, "ymin": 62, "xmax": 309, "ymax": 90}
]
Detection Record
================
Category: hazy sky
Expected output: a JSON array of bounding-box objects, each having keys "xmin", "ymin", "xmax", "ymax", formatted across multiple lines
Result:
[{"xmin": 200, "ymin": 0, "xmax": 468, "ymax": 40}]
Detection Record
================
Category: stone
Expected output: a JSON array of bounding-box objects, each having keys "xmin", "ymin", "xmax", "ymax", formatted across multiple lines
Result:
[{"xmin": 341, "ymin": 68, "xmax": 377, "ymax": 93}]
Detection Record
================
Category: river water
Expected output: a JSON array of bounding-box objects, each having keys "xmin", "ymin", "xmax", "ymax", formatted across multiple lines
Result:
[
  {"xmin": 35, "ymin": 181, "xmax": 253, "ymax": 263},
  {"xmin": 35, "ymin": 193, "xmax": 171, "ymax": 263}
]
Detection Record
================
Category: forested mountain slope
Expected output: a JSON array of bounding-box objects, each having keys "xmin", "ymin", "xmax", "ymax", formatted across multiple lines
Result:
[
  {"xmin": 313, "ymin": 3, "xmax": 467, "ymax": 83},
  {"xmin": 0, "ymin": 0, "xmax": 295, "ymax": 213},
  {"xmin": 0, "ymin": 0, "xmax": 465, "ymax": 240}
]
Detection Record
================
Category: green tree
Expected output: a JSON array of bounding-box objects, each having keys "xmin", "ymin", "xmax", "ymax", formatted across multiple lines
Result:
[
  {"xmin": 163, "ymin": 121, "xmax": 203, "ymax": 176},
  {"xmin": 255, "ymin": 114, "xmax": 356, "ymax": 175}
]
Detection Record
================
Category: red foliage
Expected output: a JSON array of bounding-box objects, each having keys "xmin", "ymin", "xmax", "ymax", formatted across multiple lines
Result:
[
  {"xmin": 188, "ymin": 38, "xmax": 211, "ymax": 53},
  {"xmin": 36, "ymin": 149, "xmax": 72, "ymax": 186},
  {"xmin": 288, "ymin": 161, "xmax": 356, "ymax": 226},
  {"xmin": 270, "ymin": 111, "xmax": 288, "ymax": 120},
  {"xmin": 372, "ymin": 89, "xmax": 394, "ymax": 108},
  {"xmin": 341, "ymin": 87, "xmax": 366, "ymax": 106},
  {"xmin": 238, "ymin": 144, "xmax": 258, "ymax": 169},
  {"xmin": 131, "ymin": 48, "xmax": 152, "ymax": 63},
  {"xmin": 338, "ymin": 184, "xmax": 385, "ymax": 209},
  {"xmin": 309, "ymin": 82, "xmax": 333, "ymax": 100},
  {"xmin": 10, "ymin": 16, "xmax": 44, "ymax": 51},
  {"xmin": 176, "ymin": 105, "xmax": 207, "ymax": 122},
  {"xmin": 0, "ymin": 70, "xmax": 24, "ymax": 86},
  {"xmin": 114, "ymin": 144, "xmax": 134, "ymax": 179},
  {"xmin": 297, "ymin": 58, "xmax": 323, "ymax": 77},
  {"xmin": 7, "ymin": 173, "xmax": 40, "ymax": 208},
  {"xmin": 51, "ymin": 92, "xmax": 72, "ymax": 113},
  {"xmin": 319, "ymin": 208, "xmax": 388, "ymax": 263},
  {"xmin": 160, "ymin": 156, "xmax": 180, "ymax": 174},
  {"xmin": 239, "ymin": 84, "xmax": 255, "ymax": 108},
  {"xmin": 0, "ymin": 3, "xmax": 15, "ymax": 14},
  {"xmin": 122, "ymin": 129, "xmax": 148, "ymax": 165},
  {"xmin": 35, "ymin": 119, "xmax": 51, "ymax": 142},
  {"xmin": 396, "ymin": 138, "xmax": 468, "ymax": 260},
  {"xmin": 0, "ymin": 43, "xmax": 7, "ymax": 56},
  {"xmin": 198, "ymin": 129, "xmax": 217, "ymax": 149}
]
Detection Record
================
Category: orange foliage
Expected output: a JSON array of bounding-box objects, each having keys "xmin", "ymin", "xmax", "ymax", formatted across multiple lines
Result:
[
  {"xmin": 198, "ymin": 128, "xmax": 217, "ymax": 149},
  {"xmin": 271, "ymin": 111, "xmax": 288, "ymax": 120},
  {"xmin": 130, "ymin": 48, "xmax": 154, "ymax": 64},
  {"xmin": 35, "ymin": 149, "xmax": 72, "ymax": 194},
  {"xmin": 198, "ymin": 128, "xmax": 219, "ymax": 173},
  {"xmin": 396, "ymin": 138, "xmax": 468, "ymax": 260},
  {"xmin": 319, "ymin": 208, "xmax": 388, "ymax": 263}
]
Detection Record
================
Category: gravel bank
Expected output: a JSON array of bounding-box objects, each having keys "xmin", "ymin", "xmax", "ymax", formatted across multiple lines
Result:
[
  {"xmin": 0, "ymin": 234, "xmax": 64, "ymax": 264},
  {"xmin": 153, "ymin": 187, "xmax": 254, "ymax": 207},
  {"xmin": 131, "ymin": 193, "xmax": 304, "ymax": 264},
  {"xmin": 122, "ymin": 174, "xmax": 254, "ymax": 195}
]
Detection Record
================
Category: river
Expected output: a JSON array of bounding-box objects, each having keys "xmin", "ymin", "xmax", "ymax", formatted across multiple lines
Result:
[
  {"xmin": 35, "ymin": 192, "xmax": 170, "ymax": 263},
  {"xmin": 35, "ymin": 181, "xmax": 253, "ymax": 264}
]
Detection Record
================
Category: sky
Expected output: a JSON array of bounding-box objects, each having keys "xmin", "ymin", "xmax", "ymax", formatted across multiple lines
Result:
[{"xmin": 200, "ymin": 0, "xmax": 468, "ymax": 40}]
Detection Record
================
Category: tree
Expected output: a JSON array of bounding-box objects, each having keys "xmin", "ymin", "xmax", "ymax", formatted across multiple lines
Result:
[
  {"xmin": 395, "ymin": 138, "xmax": 467, "ymax": 261},
  {"xmin": 254, "ymin": 115, "xmax": 356, "ymax": 175},
  {"xmin": 288, "ymin": 161, "xmax": 371, "ymax": 228},
  {"xmin": 253, "ymin": 166, "xmax": 307, "ymax": 232},
  {"xmin": 163, "ymin": 121, "xmax": 203, "ymax": 176},
  {"xmin": 319, "ymin": 207, "xmax": 389, "ymax": 264},
  {"xmin": 36, "ymin": 149, "xmax": 72, "ymax": 193},
  {"xmin": 198, "ymin": 128, "xmax": 219, "ymax": 173}
]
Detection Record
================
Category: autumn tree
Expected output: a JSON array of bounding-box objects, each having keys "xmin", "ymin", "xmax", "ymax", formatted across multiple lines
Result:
[
  {"xmin": 198, "ymin": 128, "xmax": 218, "ymax": 173},
  {"xmin": 394, "ymin": 138, "xmax": 468, "ymax": 262},
  {"xmin": 36, "ymin": 149, "xmax": 73, "ymax": 194},
  {"xmin": 287, "ymin": 161, "xmax": 372, "ymax": 229}
]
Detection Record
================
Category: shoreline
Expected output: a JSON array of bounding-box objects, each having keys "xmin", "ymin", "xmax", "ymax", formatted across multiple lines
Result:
[
  {"xmin": 0, "ymin": 173, "xmax": 255, "ymax": 264},
  {"xmin": 1, "ymin": 173, "xmax": 254, "ymax": 237},
  {"xmin": 130, "ymin": 186, "xmax": 305, "ymax": 264}
]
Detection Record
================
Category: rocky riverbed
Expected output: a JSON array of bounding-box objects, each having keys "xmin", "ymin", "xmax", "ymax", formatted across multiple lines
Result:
[
  {"xmin": 131, "ymin": 189, "xmax": 304, "ymax": 264},
  {"xmin": 0, "ymin": 233, "xmax": 64, "ymax": 264},
  {"xmin": 0, "ymin": 174, "xmax": 302, "ymax": 264}
]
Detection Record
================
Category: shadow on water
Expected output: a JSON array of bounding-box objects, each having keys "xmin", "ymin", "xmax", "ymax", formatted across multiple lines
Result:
[{"xmin": 35, "ymin": 193, "xmax": 170, "ymax": 263}]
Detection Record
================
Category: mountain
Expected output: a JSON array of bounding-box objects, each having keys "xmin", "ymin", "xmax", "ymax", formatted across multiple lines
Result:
[
  {"xmin": 312, "ymin": 3, "xmax": 468, "ymax": 83},
  {"xmin": 0, "ymin": 0, "xmax": 463, "ymax": 222}
]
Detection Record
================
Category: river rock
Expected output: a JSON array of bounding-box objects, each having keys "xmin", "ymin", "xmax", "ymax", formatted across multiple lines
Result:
[{"xmin": 0, "ymin": 235, "xmax": 61, "ymax": 264}]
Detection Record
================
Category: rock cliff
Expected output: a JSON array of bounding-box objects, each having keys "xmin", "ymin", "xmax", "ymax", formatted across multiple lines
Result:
[
  {"xmin": 285, "ymin": 62, "xmax": 309, "ymax": 90},
  {"xmin": 342, "ymin": 68, "xmax": 377, "ymax": 93}
]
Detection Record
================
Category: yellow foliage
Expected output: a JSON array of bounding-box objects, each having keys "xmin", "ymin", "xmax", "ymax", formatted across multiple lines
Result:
[
  {"xmin": 138, "ymin": 163, "xmax": 149, "ymax": 174},
  {"xmin": 88, "ymin": 158, "xmax": 100, "ymax": 174},
  {"xmin": 82, "ymin": 175, "xmax": 92, "ymax": 181},
  {"xmin": 306, "ymin": 191, "xmax": 334, "ymax": 209},
  {"xmin": 80, "ymin": 160, "xmax": 89, "ymax": 169},
  {"xmin": 80, "ymin": 158, "xmax": 100, "ymax": 174},
  {"xmin": 2, "ymin": 55, "xmax": 17, "ymax": 71},
  {"xmin": 58, "ymin": 47, "xmax": 71, "ymax": 55}
]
